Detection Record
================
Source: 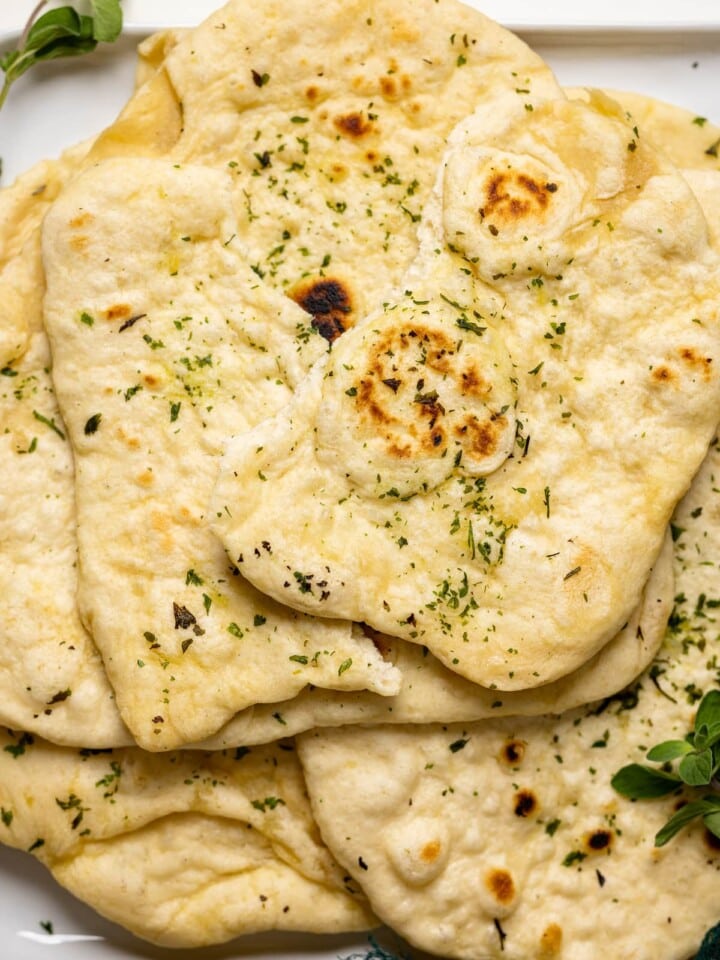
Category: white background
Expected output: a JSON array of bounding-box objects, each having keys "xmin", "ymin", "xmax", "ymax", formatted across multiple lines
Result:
[{"xmin": 3, "ymin": 0, "xmax": 720, "ymax": 30}]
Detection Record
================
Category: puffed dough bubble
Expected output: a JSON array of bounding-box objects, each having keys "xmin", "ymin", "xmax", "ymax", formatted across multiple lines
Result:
[
  {"xmin": 383, "ymin": 816, "xmax": 451, "ymax": 886},
  {"xmin": 315, "ymin": 293, "xmax": 517, "ymax": 498},
  {"xmin": 442, "ymin": 146, "xmax": 581, "ymax": 280}
]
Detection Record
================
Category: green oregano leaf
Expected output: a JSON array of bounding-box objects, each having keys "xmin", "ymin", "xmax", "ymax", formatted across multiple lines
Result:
[
  {"xmin": 654, "ymin": 796, "xmax": 720, "ymax": 846},
  {"xmin": 697, "ymin": 921, "xmax": 720, "ymax": 960},
  {"xmin": 24, "ymin": 7, "xmax": 88, "ymax": 53},
  {"xmin": 610, "ymin": 763, "xmax": 681, "ymax": 799},
  {"xmin": 678, "ymin": 748, "xmax": 714, "ymax": 786},
  {"xmin": 89, "ymin": 0, "xmax": 123, "ymax": 42},
  {"xmin": 696, "ymin": 689, "xmax": 720, "ymax": 730},
  {"xmin": 703, "ymin": 809, "xmax": 720, "ymax": 841},
  {"xmin": 645, "ymin": 739, "xmax": 694, "ymax": 763},
  {"xmin": 0, "ymin": 1, "xmax": 123, "ymax": 111},
  {"xmin": 613, "ymin": 688, "xmax": 720, "ymax": 848}
]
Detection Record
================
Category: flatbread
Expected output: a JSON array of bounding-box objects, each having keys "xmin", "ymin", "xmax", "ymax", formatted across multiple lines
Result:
[
  {"xmin": 0, "ymin": 36, "xmax": 198, "ymax": 748},
  {"xmin": 42, "ymin": 157, "xmax": 400, "ymax": 752},
  {"xmin": 577, "ymin": 89, "xmax": 720, "ymax": 248},
  {"xmin": 4, "ymin": 140, "xmax": 674, "ymax": 753},
  {"xmin": 89, "ymin": 0, "xmax": 562, "ymax": 333},
  {"xmin": 31, "ymin": 0, "xmax": 564, "ymax": 751},
  {"xmin": 596, "ymin": 88, "xmax": 720, "ymax": 172},
  {"xmin": 212, "ymin": 89, "xmax": 720, "ymax": 691},
  {"xmin": 0, "ymin": 730, "xmax": 375, "ymax": 946},
  {"xmin": 199, "ymin": 532, "xmax": 673, "ymax": 745},
  {"xmin": 0, "ymin": 241, "xmax": 130, "ymax": 746},
  {"xmin": 297, "ymin": 438, "xmax": 720, "ymax": 960},
  {"xmin": 0, "ymin": 141, "xmax": 93, "ymax": 371}
]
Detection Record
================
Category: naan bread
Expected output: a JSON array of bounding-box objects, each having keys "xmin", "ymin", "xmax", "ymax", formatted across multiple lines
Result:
[
  {"xmin": 0, "ymin": 145, "xmax": 134, "ymax": 745},
  {"xmin": 0, "ymin": 731, "xmax": 374, "ymax": 946},
  {"xmin": 90, "ymin": 0, "xmax": 561, "ymax": 333},
  {"xmin": 297, "ymin": 438, "xmax": 720, "ymax": 960},
  {"xmin": 0, "ymin": 254, "xmax": 130, "ymax": 746},
  {"xmin": 585, "ymin": 90, "xmax": 720, "ymax": 249},
  {"xmin": 4, "ymin": 138, "xmax": 674, "ymax": 751},
  {"xmin": 600, "ymin": 89, "xmax": 720, "ymax": 172},
  {"xmin": 42, "ymin": 157, "xmax": 400, "ymax": 752},
  {"xmin": 13, "ymin": 0, "xmax": 562, "ymax": 751},
  {"xmin": 11, "ymin": 150, "xmax": 672, "ymax": 754},
  {"xmin": 0, "ymin": 35, "xmax": 201, "ymax": 748},
  {"xmin": 0, "ymin": 25, "xmax": 185, "ymax": 369},
  {"xmin": 194, "ymin": 132, "xmax": 720, "ymax": 745},
  {"xmin": 212, "ymin": 89, "xmax": 720, "ymax": 691},
  {"xmin": 0, "ymin": 141, "xmax": 93, "ymax": 371},
  {"xmin": 200, "ymin": 532, "xmax": 673, "ymax": 745}
]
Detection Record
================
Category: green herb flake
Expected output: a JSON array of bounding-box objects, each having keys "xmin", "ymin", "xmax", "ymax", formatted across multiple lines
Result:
[
  {"xmin": 562, "ymin": 850, "xmax": 587, "ymax": 867},
  {"xmin": 47, "ymin": 688, "xmax": 71, "ymax": 704},
  {"xmin": 32, "ymin": 410, "xmax": 65, "ymax": 440},
  {"xmin": 124, "ymin": 384, "xmax": 142, "ymax": 402},
  {"xmin": 338, "ymin": 658, "xmax": 353, "ymax": 676},
  {"xmin": 95, "ymin": 761, "xmax": 122, "ymax": 798},
  {"xmin": 251, "ymin": 796, "xmax": 286, "ymax": 812},
  {"xmin": 456, "ymin": 316, "xmax": 486, "ymax": 336},
  {"xmin": 83, "ymin": 412, "xmax": 102, "ymax": 435},
  {"xmin": 3, "ymin": 733, "xmax": 34, "ymax": 758}
]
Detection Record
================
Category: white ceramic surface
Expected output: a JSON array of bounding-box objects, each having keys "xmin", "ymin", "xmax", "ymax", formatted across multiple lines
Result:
[{"xmin": 2, "ymin": 0, "xmax": 720, "ymax": 30}]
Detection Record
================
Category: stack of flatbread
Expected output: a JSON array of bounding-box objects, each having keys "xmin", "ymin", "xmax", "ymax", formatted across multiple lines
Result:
[{"xmin": 1, "ymin": 0, "xmax": 719, "ymax": 955}]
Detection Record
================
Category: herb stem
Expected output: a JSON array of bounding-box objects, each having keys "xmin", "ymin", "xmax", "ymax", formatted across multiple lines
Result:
[
  {"xmin": 20, "ymin": 1, "xmax": 49, "ymax": 49},
  {"xmin": 0, "ymin": 76, "xmax": 11, "ymax": 112}
]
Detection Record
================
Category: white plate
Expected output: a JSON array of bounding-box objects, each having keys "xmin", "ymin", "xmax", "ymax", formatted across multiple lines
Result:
[
  {"xmin": 1, "ymin": 4, "xmax": 720, "ymax": 184},
  {"xmin": 0, "ymin": 3, "xmax": 719, "ymax": 958}
]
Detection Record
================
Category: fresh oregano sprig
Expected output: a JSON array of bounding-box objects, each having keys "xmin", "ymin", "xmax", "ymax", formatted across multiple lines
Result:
[
  {"xmin": 340, "ymin": 935, "xmax": 412, "ymax": 960},
  {"xmin": 611, "ymin": 688, "xmax": 720, "ymax": 846},
  {"xmin": 0, "ymin": 0, "xmax": 123, "ymax": 111}
]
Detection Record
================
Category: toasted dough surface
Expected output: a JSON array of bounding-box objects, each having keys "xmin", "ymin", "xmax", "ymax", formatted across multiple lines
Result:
[
  {"xmin": 297, "ymin": 440, "xmax": 720, "ymax": 960},
  {"xmin": 0, "ymin": 732, "xmax": 374, "ymax": 946},
  {"xmin": 42, "ymin": 158, "xmax": 401, "ymax": 751},
  {"xmin": 91, "ymin": 0, "xmax": 561, "ymax": 331},
  {"xmin": 201, "ymin": 532, "xmax": 673, "ymax": 745},
  {"xmin": 213, "ymin": 92, "xmax": 720, "ymax": 690}
]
